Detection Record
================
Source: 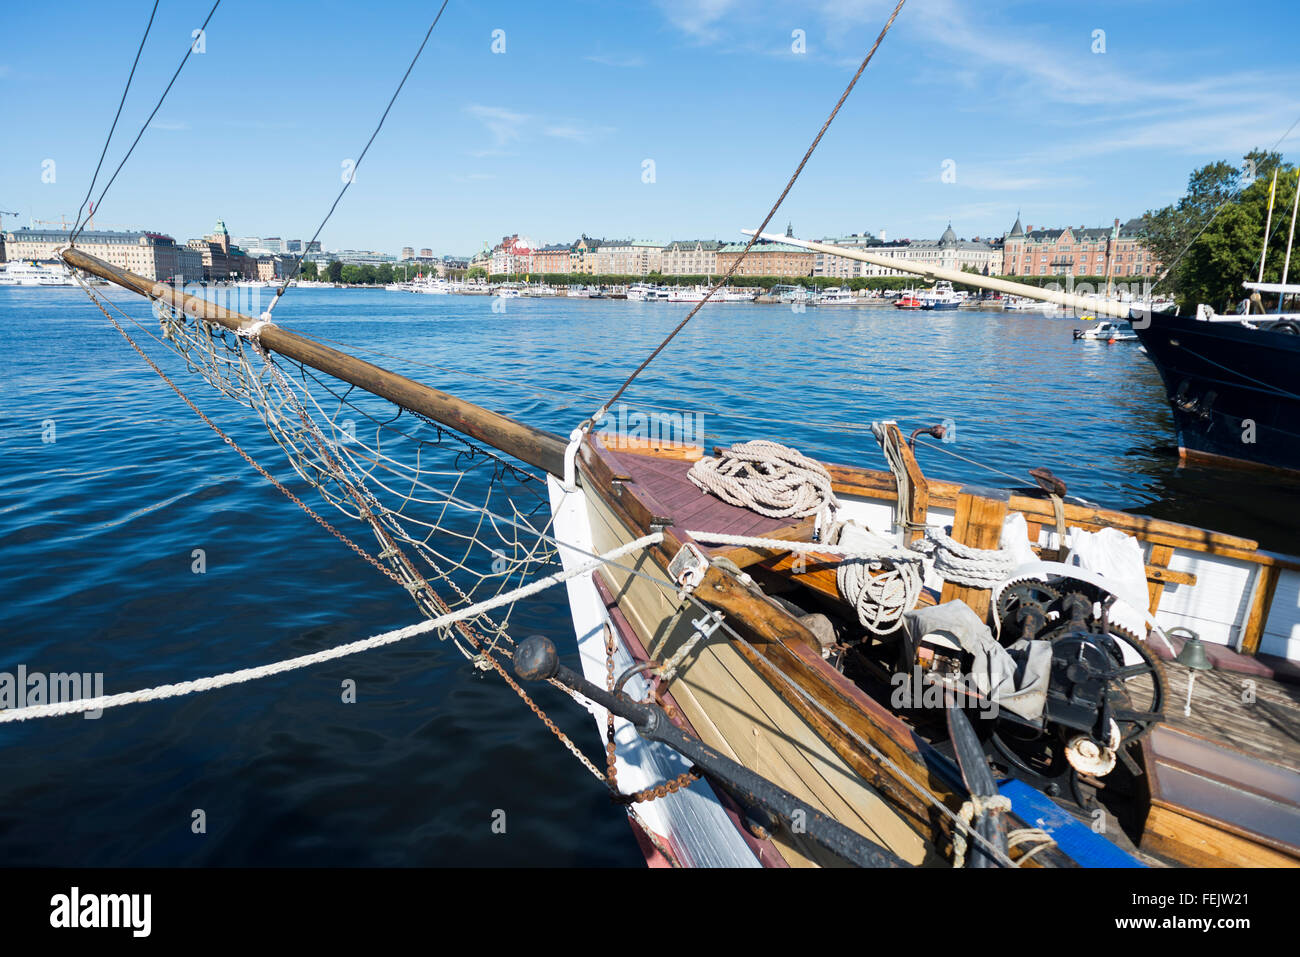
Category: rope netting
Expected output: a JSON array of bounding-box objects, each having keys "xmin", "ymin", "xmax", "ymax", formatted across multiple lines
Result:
[{"xmin": 151, "ymin": 295, "xmax": 558, "ymax": 661}]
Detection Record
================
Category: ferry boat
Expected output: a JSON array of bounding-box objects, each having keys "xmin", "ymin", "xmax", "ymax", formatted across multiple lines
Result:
[
  {"xmin": 0, "ymin": 261, "xmax": 79, "ymax": 286},
  {"xmin": 666, "ymin": 284, "xmax": 755, "ymax": 303},
  {"xmin": 626, "ymin": 282, "xmax": 668, "ymax": 301},
  {"xmin": 817, "ymin": 286, "xmax": 857, "ymax": 305}
]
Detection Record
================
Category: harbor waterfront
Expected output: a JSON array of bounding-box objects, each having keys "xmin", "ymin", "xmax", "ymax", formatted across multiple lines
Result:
[{"xmin": 4, "ymin": 284, "xmax": 1299, "ymax": 866}]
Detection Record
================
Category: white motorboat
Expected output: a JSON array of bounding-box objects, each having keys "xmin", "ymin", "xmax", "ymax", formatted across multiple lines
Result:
[{"xmin": 1073, "ymin": 319, "xmax": 1139, "ymax": 341}]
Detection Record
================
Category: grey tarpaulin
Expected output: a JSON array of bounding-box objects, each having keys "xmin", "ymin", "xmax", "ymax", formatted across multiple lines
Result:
[{"xmin": 902, "ymin": 601, "xmax": 1051, "ymax": 722}]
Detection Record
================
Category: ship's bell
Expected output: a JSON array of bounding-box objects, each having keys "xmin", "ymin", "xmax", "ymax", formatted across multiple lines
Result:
[{"xmin": 1173, "ymin": 631, "xmax": 1212, "ymax": 671}]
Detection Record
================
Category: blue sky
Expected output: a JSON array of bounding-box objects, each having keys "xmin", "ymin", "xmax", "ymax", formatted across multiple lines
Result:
[{"xmin": 3, "ymin": 0, "xmax": 1298, "ymax": 256}]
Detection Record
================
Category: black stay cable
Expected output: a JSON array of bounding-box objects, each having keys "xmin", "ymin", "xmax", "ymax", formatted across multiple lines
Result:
[
  {"xmin": 70, "ymin": 0, "xmax": 160, "ymax": 239},
  {"xmin": 72, "ymin": 0, "xmax": 221, "ymax": 246},
  {"xmin": 265, "ymin": 0, "xmax": 452, "ymax": 316},
  {"xmin": 591, "ymin": 0, "xmax": 908, "ymax": 423}
]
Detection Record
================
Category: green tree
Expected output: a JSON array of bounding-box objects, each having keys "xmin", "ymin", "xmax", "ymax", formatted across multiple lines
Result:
[
  {"xmin": 467, "ymin": 266, "xmax": 487, "ymax": 281},
  {"xmin": 1143, "ymin": 150, "xmax": 1288, "ymax": 308},
  {"xmin": 326, "ymin": 260, "xmax": 343, "ymax": 284},
  {"xmin": 299, "ymin": 260, "xmax": 318, "ymax": 281}
]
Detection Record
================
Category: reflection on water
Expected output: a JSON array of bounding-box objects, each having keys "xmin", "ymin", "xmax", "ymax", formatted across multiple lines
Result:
[{"xmin": 1, "ymin": 286, "xmax": 1297, "ymax": 865}]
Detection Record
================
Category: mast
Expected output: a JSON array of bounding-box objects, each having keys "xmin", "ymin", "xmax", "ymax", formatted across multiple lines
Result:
[
  {"xmin": 61, "ymin": 247, "xmax": 568, "ymax": 476},
  {"xmin": 747, "ymin": 231, "xmax": 1138, "ymax": 320},
  {"xmin": 1257, "ymin": 168, "xmax": 1278, "ymax": 284},
  {"xmin": 1279, "ymin": 169, "xmax": 1300, "ymax": 313}
]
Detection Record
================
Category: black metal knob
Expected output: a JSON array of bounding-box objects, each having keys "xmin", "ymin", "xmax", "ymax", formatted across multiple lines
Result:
[{"xmin": 514, "ymin": 636, "xmax": 559, "ymax": 682}]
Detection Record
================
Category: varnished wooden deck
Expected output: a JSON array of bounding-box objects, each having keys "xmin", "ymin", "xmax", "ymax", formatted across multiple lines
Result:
[
  {"xmin": 598, "ymin": 444, "xmax": 806, "ymax": 553},
  {"xmin": 1133, "ymin": 661, "xmax": 1300, "ymax": 773}
]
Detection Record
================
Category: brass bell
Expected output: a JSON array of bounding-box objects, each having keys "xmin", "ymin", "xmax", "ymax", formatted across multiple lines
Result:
[
  {"xmin": 1172, "ymin": 628, "xmax": 1212, "ymax": 671},
  {"xmin": 1169, "ymin": 627, "xmax": 1211, "ymax": 718}
]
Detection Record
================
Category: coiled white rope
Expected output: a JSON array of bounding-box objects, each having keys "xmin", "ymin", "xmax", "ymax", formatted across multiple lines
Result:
[
  {"xmin": 686, "ymin": 529, "xmax": 924, "ymax": 635},
  {"xmin": 687, "ymin": 440, "xmax": 838, "ymax": 519},
  {"xmin": 915, "ymin": 528, "xmax": 1016, "ymax": 588},
  {"xmin": 0, "ymin": 533, "xmax": 663, "ymax": 724},
  {"xmin": 836, "ymin": 556, "xmax": 923, "ymax": 635}
]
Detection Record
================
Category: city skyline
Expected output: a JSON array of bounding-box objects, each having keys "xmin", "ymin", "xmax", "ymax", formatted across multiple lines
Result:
[{"xmin": 3, "ymin": 0, "xmax": 1298, "ymax": 255}]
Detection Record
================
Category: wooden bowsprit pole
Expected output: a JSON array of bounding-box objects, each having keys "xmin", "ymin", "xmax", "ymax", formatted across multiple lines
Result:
[
  {"xmin": 742, "ymin": 230, "xmax": 1140, "ymax": 320},
  {"xmin": 62, "ymin": 247, "xmax": 568, "ymax": 477}
]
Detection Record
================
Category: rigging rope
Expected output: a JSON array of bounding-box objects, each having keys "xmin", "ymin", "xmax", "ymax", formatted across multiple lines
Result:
[
  {"xmin": 0, "ymin": 533, "xmax": 662, "ymax": 725},
  {"xmin": 70, "ymin": 0, "xmax": 159, "ymax": 238},
  {"xmin": 915, "ymin": 528, "xmax": 1016, "ymax": 588},
  {"xmin": 266, "ymin": 0, "xmax": 452, "ymax": 316},
  {"xmin": 589, "ymin": 0, "xmax": 908, "ymax": 423},
  {"xmin": 71, "ymin": 0, "xmax": 221, "ymax": 245}
]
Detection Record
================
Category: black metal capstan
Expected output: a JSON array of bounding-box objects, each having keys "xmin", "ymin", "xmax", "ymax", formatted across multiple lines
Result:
[{"xmin": 513, "ymin": 636, "xmax": 910, "ymax": 869}]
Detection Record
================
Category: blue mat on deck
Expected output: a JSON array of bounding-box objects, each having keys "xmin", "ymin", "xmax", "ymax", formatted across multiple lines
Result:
[{"xmin": 999, "ymin": 779, "xmax": 1146, "ymax": 868}]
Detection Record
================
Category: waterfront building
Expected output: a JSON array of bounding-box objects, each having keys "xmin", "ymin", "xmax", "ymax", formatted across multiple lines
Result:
[
  {"xmin": 419, "ymin": 248, "xmax": 433, "ymax": 260},
  {"xmin": 1, "ymin": 226, "xmax": 206, "ymax": 282},
  {"xmin": 593, "ymin": 239, "xmax": 663, "ymax": 276},
  {"xmin": 572, "ymin": 236, "xmax": 602, "ymax": 274},
  {"xmin": 1001, "ymin": 215, "xmax": 1158, "ymax": 277},
  {"xmin": 813, "ymin": 232, "xmax": 881, "ymax": 278},
  {"xmin": 661, "ymin": 240, "xmax": 721, "ymax": 276},
  {"xmin": 817, "ymin": 225, "xmax": 1003, "ymax": 278},
  {"xmin": 400, "ymin": 246, "xmax": 415, "ymax": 260},
  {"xmin": 329, "ymin": 249, "xmax": 399, "ymax": 266},
  {"xmin": 531, "ymin": 243, "xmax": 573, "ymax": 274},
  {"xmin": 715, "ymin": 239, "xmax": 815, "ymax": 277},
  {"xmin": 186, "ymin": 219, "xmax": 258, "ymax": 280},
  {"xmin": 491, "ymin": 234, "xmax": 532, "ymax": 275}
]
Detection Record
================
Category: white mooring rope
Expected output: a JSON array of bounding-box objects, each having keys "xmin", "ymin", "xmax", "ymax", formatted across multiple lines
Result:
[
  {"xmin": 916, "ymin": 528, "xmax": 1017, "ymax": 589},
  {"xmin": 0, "ymin": 533, "xmax": 664, "ymax": 724},
  {"xmin": 686, "ymin": 529, "xmax": 924, "ymax": 635},
  {"xmin": 687, "ymin": 440, "xmax": 839, "ymax": 520}
]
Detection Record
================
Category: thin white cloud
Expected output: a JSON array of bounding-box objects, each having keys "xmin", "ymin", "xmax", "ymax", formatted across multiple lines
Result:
[
  {"xmin": 653, "ymin": 0, "xmax": 739, "ymax": 40},
  {"xmin": 543, "ymin": 123, "xmax": 615, "ymax": 143},
  {"xmin": 465, "ymin": 105, "xmax": 530, "ymax": 146}
]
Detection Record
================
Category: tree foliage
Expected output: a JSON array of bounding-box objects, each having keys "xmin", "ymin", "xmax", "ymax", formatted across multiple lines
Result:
[{"xmin": 1143, "ymin": 150, "xmax": 1294, "ymax": 310}]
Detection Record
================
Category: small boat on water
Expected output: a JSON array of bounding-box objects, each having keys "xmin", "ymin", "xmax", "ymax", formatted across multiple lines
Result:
[
  {"xmin": 919, "ymin": 280, "xmax": 962, "ymax": 310},
  {"xmin": 772, "ymin": 283, "xmax": 816, "ymax": 305},
  {"xmin": 1073, "ymin": 319, "xmax": 1139, "ymax": 341},
  {"xmin": 893, "ymin": 291, "xmax": 925, "ymax": 310}
]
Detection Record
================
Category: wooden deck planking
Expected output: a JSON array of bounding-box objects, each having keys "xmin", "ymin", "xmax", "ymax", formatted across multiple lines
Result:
[
  {"xmin": 606, "ymin": 447, "xmax": 806, "ymax": 546},
  {"xmin": 1131, "ymin": 661, "xmax": 1300, "ymax": 773}
]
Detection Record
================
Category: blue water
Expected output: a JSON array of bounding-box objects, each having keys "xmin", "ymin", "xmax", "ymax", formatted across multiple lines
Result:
[{"xmin": 1, "ymin": 286, "xmax": 1296, "ymax": 865}]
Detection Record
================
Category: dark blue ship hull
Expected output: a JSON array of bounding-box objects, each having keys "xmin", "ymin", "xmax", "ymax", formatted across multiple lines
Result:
[{"xmin": 1134, "ymin": 313, "xmax": 1300, "ymax": 473}]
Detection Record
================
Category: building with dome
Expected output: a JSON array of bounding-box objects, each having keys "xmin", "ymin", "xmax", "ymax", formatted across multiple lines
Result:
[{"xmin": 814, "ymin": 224, "xmax": 1003, "ymax": 278}]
